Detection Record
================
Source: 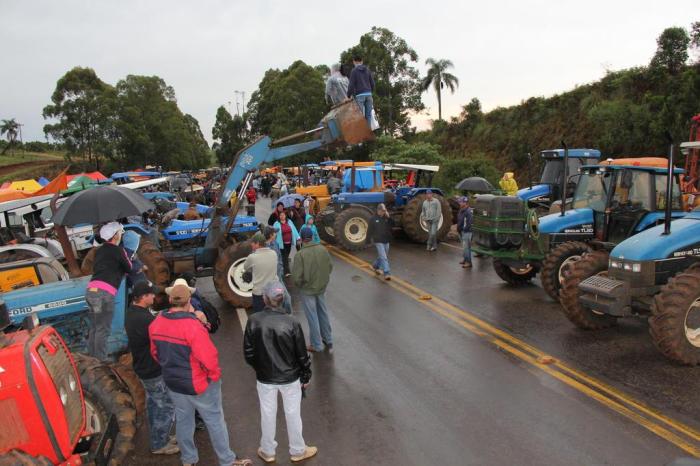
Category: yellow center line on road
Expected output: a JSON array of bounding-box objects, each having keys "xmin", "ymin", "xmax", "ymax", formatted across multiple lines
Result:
[{"xmin": 325, "ymin": 244, "xmax": 700, "ymax": 457}]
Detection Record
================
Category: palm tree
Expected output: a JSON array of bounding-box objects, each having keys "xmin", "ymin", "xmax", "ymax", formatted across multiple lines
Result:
[
  {"xmin": 0, "ymin": 119, "xmax": 19, "ymax": 155},
  {"xmin": 420, "ymin": 58, "xmax": 459, "ymax": 121}
]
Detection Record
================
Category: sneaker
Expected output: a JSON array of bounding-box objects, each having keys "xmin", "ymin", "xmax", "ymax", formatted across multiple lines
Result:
[
  {"xmin": 257, "ymin": 448, "xmax": 275, "ymax": 463},
  {"xmin": 151, "ymin": 443, "xmax": 180, "ymax": 455},
  {"xmin": 384, "ymin": 274, "xmax": 391, "ymax": 281},
  {"xmin": 373, "ymin": 267, "xmax": 381, "ymax": 275},
  {"xmin": 430, "ymin": 247, "xmax": 437, "ymax": 251},
  {"xmin": 459, "ymin": 260, "xmax": 465, "ymax": 265},
  {"xmin": 462, "ymin": 262, "xmax": 472, "ymax": 268},
  {"xmin": 291, "ymin": 446, "xmax": 318, "ymax": 462},
  {"xmin": 325, "ymin": 342, "xmax": 334, "ymax": 353},
  {"xmin": 233, "ymin": 459, "xmax": 253, "ymax": 466}
]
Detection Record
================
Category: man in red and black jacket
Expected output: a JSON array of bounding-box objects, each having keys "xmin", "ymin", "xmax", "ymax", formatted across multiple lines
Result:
[{"xmin": 149, "ymin": 283, "xmax": 252, "ymax": 466}]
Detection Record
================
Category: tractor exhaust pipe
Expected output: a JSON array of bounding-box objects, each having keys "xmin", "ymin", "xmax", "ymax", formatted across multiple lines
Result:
[
  {"xmin": 663, "ymin": 133, "xmax": 675, "ymax": 236},
  {"xmin": 560, "ymin": 141, "xmax": 568, "ymax": 217},
  {"xmin": 527, "ymin": 152, "xmax": 533, "ymax": 190}
]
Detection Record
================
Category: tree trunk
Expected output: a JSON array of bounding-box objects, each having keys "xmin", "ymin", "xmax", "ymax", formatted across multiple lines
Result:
[{"xmin": 437, "ymin": 82, "xmax": 442, "ymax": 121}]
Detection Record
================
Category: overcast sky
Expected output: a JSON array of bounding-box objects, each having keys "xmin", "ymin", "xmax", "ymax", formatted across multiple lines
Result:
[{"xmin": 1, "ymin": 0, "xmax": 696, "ymax": 145}]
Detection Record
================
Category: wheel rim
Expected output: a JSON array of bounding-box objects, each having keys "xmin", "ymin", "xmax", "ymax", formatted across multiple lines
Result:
[
  {"xmin": 344, "ymin": 217, "xmax": 368, "ymax": 243},
  {"xmin": 84, "ymin": 397, "xmax": 104, "ymax": 434},
  {"xmin": 226, "ymin": 257, "xmax": 253, "ymax": 297},
  {"xmin": 510, "ymin": 264, "xmax": 533, "ymax": 275},
  {"xmin": 324, "ymin": 225, "xmax": 335, "ymax": 237},
  {"xmin": 684, "ymin": 298, "xmax": 700, "ymax": 347},
  {"xmin": 419, "ymin": 212, "xmax": 444, "ymax": 232},
  {"xmin": 558, "ymin": 254, "xmax": 584, "ymax": 283}
]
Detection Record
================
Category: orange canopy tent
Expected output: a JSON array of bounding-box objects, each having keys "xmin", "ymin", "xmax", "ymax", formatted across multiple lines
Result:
[{"xmin": 0, "ymin": 168, "xmax": 70, "ymax": 203}]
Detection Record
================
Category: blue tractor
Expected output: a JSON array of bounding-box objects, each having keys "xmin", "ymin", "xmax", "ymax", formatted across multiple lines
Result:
[
  {"xmin": 517, "ymin": 148, "xmax": 601, "ymax": 210},
  {"xmin": 559, "ymin": 141, "xmax": 700, "ymax": 365},
  {"xmin": 319, "ymin": 163, "xmax": 452, "ymax": 251}
]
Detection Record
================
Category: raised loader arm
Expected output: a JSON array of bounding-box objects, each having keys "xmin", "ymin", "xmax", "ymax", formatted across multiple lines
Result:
[{"xmin": 205, "ymin": 100, "xmax": 374, "ymax": 249}]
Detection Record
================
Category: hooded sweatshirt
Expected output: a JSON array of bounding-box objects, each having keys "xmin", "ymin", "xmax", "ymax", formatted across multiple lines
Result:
[{"xmin": 347, "ymin": 64, "xmax": 375, "ymax": 97}]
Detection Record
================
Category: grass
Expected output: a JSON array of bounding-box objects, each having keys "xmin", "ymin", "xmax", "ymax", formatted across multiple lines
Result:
[
  {"xmin": 0, "ymin": 150, "xmax": 67, "ymax": 184},
  {"xmin": 0, "ymin": 150, "xmax": 65, "ymax": 167}
]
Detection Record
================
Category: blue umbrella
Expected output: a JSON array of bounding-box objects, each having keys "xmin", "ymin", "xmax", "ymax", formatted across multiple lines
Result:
[{"xmin": 277, "ymin": 193, "xmax": 305, "ymax": 208}]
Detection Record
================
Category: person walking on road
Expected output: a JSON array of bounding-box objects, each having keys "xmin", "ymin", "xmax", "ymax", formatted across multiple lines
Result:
[
  {"xmin": 244, "ymin": 281, "xmax": 317, "ymax": 463},
  {"xmin": 244, "ymin": 232, "xmax": 280, "ymax": 312},
  {"xmin": 289, "ymin": 198, "xmax": 306, "ymax": 232},
  {"xmin": 273, "ymin": 211, "xmax": 301, "ymax": 277},
  {"xmin": 292, "ymin": 228, "xmax": 333, "ymax": 353},
  {"xmin": 325, "ymin": 63, "xmax": 349, "ymax": 107},
  {"xmin": 264, "ymin": 226, "xmax": 293, "ymax": 314},
  {"xmin": 300, "ymin": 215, "xmax": 321, "ymax": 244},
  {"xmin": 456, "ymin": 197, "xmax": 474, "ymax": 268},
  {"xmin": 124, "ymin": 281, "xmax": 178, "ymax": 456},
  {"xmin": 367, "ymin": 203, "xmax": 393, "ymax": 280},
  {"xmin": 347, "ymin": 53, "xmax": 375, "ymax": 123},
  {"xmin": 149, "ymin": 283, "xmax": 252, "ymax": 466},
  {"xmin": 86, "ymin": 222, "xmax": 131, "ymax": 360},
  {"xmin": 421, "ymin": 190, "xmax": 442, "ymax": 251}
]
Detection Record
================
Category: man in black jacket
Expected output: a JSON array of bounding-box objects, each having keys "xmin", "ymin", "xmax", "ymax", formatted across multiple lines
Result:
[
  {"xmin": 244, "ymin": 281, "xmax": 316, "ymax": 463},
  {"xmin": 347, "ymin": 53, "xmax": 375, "ymax": 124},
  {"xmin": 366, "ymin": 203, "xmax": 394, "ymax": 280},
  {"xmin": 124, "ymin": 281, "xmax": 178, "ymax": 455}
]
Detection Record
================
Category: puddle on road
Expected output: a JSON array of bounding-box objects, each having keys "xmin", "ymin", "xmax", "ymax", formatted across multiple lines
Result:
[{"xmin": 351, "ymin": 275, "xmax": 363, "ymax": 282}]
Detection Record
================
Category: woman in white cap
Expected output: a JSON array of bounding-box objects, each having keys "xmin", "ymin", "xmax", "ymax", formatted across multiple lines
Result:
[{"xmin": 85, "ymin": 221, "xmax": 132, "ymax": 360}]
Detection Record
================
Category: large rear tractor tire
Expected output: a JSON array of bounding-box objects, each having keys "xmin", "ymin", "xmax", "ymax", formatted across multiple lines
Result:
[
  {"xmin": 137, "ymin": 240, "xmax": 170, "ymax": 286},
  {"xmin": 316, "ymin": 210, "xmax": 336, "ymax": 244},
  {"xmin": 73, "ymin": 353, "xmax": 136, "ymax": 466},
  {"xmin": 0, "ymin": 451, "xmax": 52, "ymax": 466},
  {"xmin": 333, "ymin": 207, "xmax": 372, "ymax": 251},
  {"xmin": 559, "ymin": 250, "xmax": 617, "ymax": 330},
  {"xmin": 111, "ymin": 353, "xmax": 147, "ymax": 426},
  {"xmin": 493, "ymin": 259, "xmax": 538, "ymax": 285},
  {"xmin": 650, "ymin": 267, "xmax": 700, "ymax": 365},
  {"xmin": 80, "ymin": 247, "xmax": 97, "ymax": 276},
  {"xmin": 540, "ymin": 241, "xmax": 592, "ymax": 300},
  {"xmin": 402, "ymin": 194, "xmax": 452, "ymax": 243},
  {"xmin": 213, "ymin": 241, "xmax": 254, "ymax": 308}
]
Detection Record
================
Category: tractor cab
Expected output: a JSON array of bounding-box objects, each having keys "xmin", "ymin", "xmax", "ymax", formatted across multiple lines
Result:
[
  {"xmin": 384, "ymin": 163, "xmax": 441, "ymax": 208},
  {"xmin": 518, "ymin": 148, "xmax": 601, "ymax": 208}
]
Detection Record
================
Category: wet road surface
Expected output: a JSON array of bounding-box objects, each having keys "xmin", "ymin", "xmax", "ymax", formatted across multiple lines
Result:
[{"xmin": 126, "ymin": 201, "xmax": 700, "ymax": 465}]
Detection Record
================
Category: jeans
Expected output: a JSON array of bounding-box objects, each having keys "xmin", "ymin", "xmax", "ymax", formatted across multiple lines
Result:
[
  {"xmin": 141, "ymin": 376, "xmax": 175, "ymax": 451},
  {"xmin": 256, "ymin": 380, "xmax": 306, "ymax": 457},
  {"xmin": 300, "ymin": 293, "xmax": 332, "ymax": 351},
  {"xmin": 373, "ymin": 243, "xmax": 390, "ymax": 275},
  {"xmin": 461, "ymin": 231, "xmax": 473, "ymax": 264},
  {"xmin": 168, "ymin": 380, "xmax": 237, "ymax": 466},
  {"xmin": 427, "ymin": 220, "xmax": 439, "ymax": 249},
  {"xmin": 355, "ymin": 94, "xmax": 374, "ymax": 123},
  {"xmin": 85, "ymin": 289, "xmax": 115, "ymax": 361}
]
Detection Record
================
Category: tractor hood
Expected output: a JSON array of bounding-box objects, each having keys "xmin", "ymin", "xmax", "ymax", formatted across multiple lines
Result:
[
  {"xmin": 538, "ymin": 208, "xmax": 593, "ymax": 234},
  {"xmin": 611, "ymin": 214, "xmax": 700, "ymax": 261},
  {"xmin": 517, "ymin": 184, "xmax": 550, "ymax": 201}
]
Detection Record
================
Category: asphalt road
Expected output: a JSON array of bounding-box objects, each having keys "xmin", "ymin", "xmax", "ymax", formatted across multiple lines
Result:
[{"xmin": 126, "ymin": 200, "xmax": 700, "ymax": 466}]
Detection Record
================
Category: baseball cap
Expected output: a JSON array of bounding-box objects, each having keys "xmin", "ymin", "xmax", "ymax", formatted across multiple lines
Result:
[
  {"xmin": 99, "ymin": 222, "xmax": 124, "ymax": 241},
  {"xmin": 132, "ymin": 280, "xmax": 158, "ymax": 298},
  {"xmin": 262, "ymin": 280, "xmax": 285, "ymax": 301},
  {"xmin": 168, "ymin": 284, "xmax": 192, "ymax": 306},
  {"xmin": 300, "ymin": 227, "xmax": 313, "ymax": 241}
]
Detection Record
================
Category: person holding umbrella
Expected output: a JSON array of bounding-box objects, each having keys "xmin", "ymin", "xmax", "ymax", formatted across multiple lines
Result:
[
  {"xmin": 273, "ymin": 211, "xmax": 300, "ymax": 277},
  {"xmin": 86, "ymin": 222, "xmax": 132, "ymax": 360}
]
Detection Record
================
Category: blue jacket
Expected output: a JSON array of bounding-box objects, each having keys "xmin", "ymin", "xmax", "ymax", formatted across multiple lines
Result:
[
  {"xmin": 273, "ymin": 220, "xmax": 300, "ymax": 249},
  {"xmin": 347, "ymin": 64, "xmax": 375, "ymax": 97},
  {"xmin": 457, "ymin": 207, "xmax": 473, "ymax": 234},
  {"xmin": 300, "ymin": 224, "xmax": 321, "ymax": 244}
]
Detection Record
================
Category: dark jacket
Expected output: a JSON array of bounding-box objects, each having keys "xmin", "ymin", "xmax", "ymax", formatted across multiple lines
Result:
[
  {"xmin": 243, "ymin": 306, "xmax": 311, "ymax": 385},
  {"xmin": 267, "ymin": 210, "xmax": 283, "ymax": 226},
  {"xmin": 288, "ymin": 206, "xmax": 306, "ymax": 231},
  {"xmin": 347, "ymin": 64, "xmax": 375, "ymax": 97},
  {"xmin": 457, "ymin": 207, "xmax": 473, "ymax": 234},
  {"xmin": 149, "ymin": 310, "xmax": 221, "ymax": 395},
  {"xmin": 125, "ymin": 304, "xmax": 161, "ymax": 380},
  {"xmin": 89, "ymin": 243, "xmax": 132, "ymax": 293},
  {"xmin": 292, "ymin": 242, "xmax": 333, "ymax": 295},
  {"xmin": 367, "ymin": 214, "xmax": 393, "ymax": 244}
]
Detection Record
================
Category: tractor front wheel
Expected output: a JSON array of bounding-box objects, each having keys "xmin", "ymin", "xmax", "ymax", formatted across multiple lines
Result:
[
  {"xmin": 316, "ymin": 210, "xmax": 336, "ymax": 244},
  {"xmin": 650, "ymin": 266, "xmax": 700, "ymax": 365},
  {"xmin": 213, "ymin": 241, "xmax": 254, "ymax": 308},
  {"xmin": 540, "ymin": 241, "xmax": 592, "ymax": 300},
  {"xmin": 333, "ymin": 207, "xmax": 371, "ymax": 251},
  {"xmin": 493, "ymin": 260, "xmax": 538, "ymax": 285},
  {"xmin": 74, "ymin": 353, "xmax": 136, "ymax": 466},
  {"xmin": 559, "ymin": 250, "xmax": 617, "ymax": 330}
]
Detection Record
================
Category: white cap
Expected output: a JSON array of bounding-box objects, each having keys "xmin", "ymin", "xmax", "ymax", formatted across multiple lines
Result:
[{"xmin": 99, "ymin": 222, "xmax": 124, "ymax": 241}]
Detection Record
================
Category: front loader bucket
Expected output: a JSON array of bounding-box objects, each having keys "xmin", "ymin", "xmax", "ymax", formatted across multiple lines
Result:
[{"xmin": 322, "ymin": 100, "xmax": 375, "ymax": 145}]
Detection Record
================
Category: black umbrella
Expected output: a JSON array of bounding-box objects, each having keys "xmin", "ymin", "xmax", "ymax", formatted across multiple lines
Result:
[
  {"xmin": 455, "ymin": 177, "xmax": 495, "ymax": 193},
  {"xmin": 52, "ymin": 185, "xmax": 155, "ymax": 226}
]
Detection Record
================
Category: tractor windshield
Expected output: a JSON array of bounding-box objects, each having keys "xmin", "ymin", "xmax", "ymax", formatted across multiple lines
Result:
[
  {"xmin": 572, "ymin": 172, "xmax": 611, "ymax": 211},
  {"xmin": 540, "ymin": 159, "xmax": 563, "ymax": 185},
  {"xmin": 610, "ymin": 170, "xmax": 653, "ymax": 211}
]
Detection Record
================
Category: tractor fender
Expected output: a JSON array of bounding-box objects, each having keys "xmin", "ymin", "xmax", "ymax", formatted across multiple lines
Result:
[
  {"xmin": 341, "ymin": 203, "xmax": 376, "ymax": 215},
  {"xmin": 123, "ymin": 223, "xmax": 152, "ymax": 236}
]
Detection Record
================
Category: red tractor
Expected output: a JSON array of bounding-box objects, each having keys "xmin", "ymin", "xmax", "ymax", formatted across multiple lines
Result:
[{"xmin": 0, "ymin": 300, "xmax": 136, "ymax": 466}]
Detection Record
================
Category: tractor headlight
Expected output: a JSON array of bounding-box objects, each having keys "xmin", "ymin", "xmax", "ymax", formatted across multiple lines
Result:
[
  {"xmin": 610, "ymin": 259, "xmax": 622, "ymax": 269},
  {"xmin": 631, "ymin": 263, "xmax": 642, "ymax": 273},
  {"xmin": 59, "ymin": 387, "xmax": 68, "ymax": 405},
  {"xmin": 68, "ymin": 374, "xmax": 76, "ymax": 391}
]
